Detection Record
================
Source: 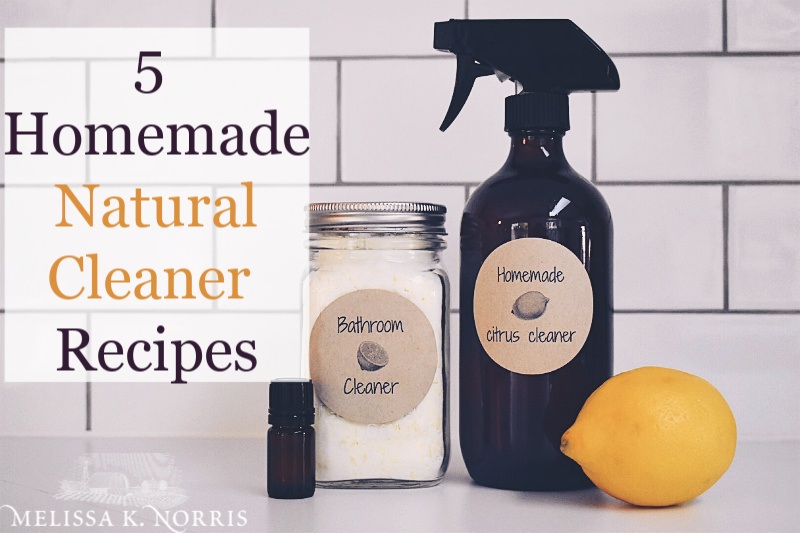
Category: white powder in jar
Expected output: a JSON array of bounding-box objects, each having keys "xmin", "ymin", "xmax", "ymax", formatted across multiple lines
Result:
[{"xmin": 304, "ymin": 248, "xmax": 447, "ymax": 483}]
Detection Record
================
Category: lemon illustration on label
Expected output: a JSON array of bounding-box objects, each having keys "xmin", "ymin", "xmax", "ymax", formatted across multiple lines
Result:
[
  {"xmin": 511, "ymin": 291, "xmax": 549, "ymax": 320},
  {"xmin": 356, "ymin": 340, "xmax": 389, "ymax": 372}
]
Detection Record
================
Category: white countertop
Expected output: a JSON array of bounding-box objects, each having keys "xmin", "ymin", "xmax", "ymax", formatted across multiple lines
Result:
[{"xmin": 1, "ymin": 437, "xmax": 797, "ymax": 532}]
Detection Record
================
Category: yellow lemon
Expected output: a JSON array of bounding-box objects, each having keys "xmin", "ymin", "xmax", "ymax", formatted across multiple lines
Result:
[{"xmin": 561, "ymin": 366, "xmax": 736, "ymax": 507}]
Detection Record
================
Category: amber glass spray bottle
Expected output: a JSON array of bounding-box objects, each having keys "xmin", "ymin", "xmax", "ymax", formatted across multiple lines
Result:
[{"xmin": 435, "ymin": 19, "xmax": 620, "ymax": 490}]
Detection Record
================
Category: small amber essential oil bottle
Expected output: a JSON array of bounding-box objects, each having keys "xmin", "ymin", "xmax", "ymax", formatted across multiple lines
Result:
[{"xmin": 267, "ymin": 379, "xmax": 315, "ymax": 499}]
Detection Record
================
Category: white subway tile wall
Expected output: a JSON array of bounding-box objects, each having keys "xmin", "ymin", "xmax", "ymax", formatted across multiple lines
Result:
[
  {"xmin": 469, "ymin": 0, "xmax": 724, "ymax": 53},
  {"xmin": 310, "ymin": 61, "xmax": 338, "ymax": 184},
  {"xmin": 341, "ymin": 60, "xmax": 593, "ymax": 183},
  {"xmin": 0, "ymin": 0, "xmax": 212, "ymax": 57},
  {"xmin": 341, "ymin": 58, "xmax": 511, "ymax": 184},
  {"xmin": 727, "ymin": 0, "xmax": 800, "ymax": 52},
  {"xmin": 729, "ymin": 186, "xmax": 800, "ymax": 310},
  {"xmin": 597, "ymin": 57, "xmax": 800, "ymax": 182},
  {"xmin": 600, "ymin": 185, "xmax": 724, "ymax": 310},
  {"xmin": 216, "ymin": 0, "xmax": 464, "ymax": 57},
  {"xmin": 0, "ymin": 2, "xmax": 798, "ymax": 439}
]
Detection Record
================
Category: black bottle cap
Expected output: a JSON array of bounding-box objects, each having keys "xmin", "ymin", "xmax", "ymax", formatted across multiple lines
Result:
[
  {"xmin": 268, "ymin": 379, "xmax": 315, "ymax": 426},
  {"xmin": 505, "ymin": 92, "xmax": 570, "ymax": 132}
]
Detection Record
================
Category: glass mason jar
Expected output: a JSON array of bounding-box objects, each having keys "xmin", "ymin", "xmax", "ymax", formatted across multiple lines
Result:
[{"xmin": 303, "ymin": 202, "xmax": 450, "ymax": 488}]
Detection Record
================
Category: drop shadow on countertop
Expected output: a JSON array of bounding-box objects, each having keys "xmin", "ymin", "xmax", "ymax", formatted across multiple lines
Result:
[
  {"xmin": 509, "ymin": 487, "xmax": 702, "ymax": 512},
  {"xmin": 448, "ymin": 467, "xmax": 699, "ymax": 512}
]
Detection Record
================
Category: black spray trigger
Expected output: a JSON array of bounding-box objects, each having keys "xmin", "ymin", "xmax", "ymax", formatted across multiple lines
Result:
[{"xmin": 439, "ymin": 55, "xmax": 494, "ymax": 131}]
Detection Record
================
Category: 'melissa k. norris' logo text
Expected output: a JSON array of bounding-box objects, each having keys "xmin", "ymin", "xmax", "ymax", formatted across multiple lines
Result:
[{"xmin": 0, "ymin": 505, "xmax": 247, "ymax": 532}]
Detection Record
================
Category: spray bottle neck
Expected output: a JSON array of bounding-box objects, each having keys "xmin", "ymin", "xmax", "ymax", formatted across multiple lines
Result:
[
  {"xmin": 505, "ymin": 92, "xmax": 570, "ymax": 132},
  {"xmin": 505, "ymin": 130, "xmax": 568, "ymax": 168}
]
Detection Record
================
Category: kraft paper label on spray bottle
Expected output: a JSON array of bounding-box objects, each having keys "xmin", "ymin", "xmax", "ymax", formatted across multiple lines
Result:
[
  {"xmin": 310, "ymin": 289, "xmax": 438, "ymax": 424},
  {"xmin": 474, "ymin": 238, "xmax": 593, "ymax": 375}
]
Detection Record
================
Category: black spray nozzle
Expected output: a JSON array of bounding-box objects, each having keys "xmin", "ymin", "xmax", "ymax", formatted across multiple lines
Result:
[{"xmin": 434, "ymin": 19, "xmax": 620, "ymax": 132}]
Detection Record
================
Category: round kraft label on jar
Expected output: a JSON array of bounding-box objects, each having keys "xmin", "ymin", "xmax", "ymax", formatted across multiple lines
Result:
[
  {"xmin": 309, "ymin": 289, "xmax": 438, "ymax": 424},
  {"xmin": 474, "ymin": 238, "xmax": 593, "ymax": 375}
]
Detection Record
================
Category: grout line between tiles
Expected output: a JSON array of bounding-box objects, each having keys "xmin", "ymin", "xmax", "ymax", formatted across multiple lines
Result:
[
  {"xmin": 86, "ymin": 380, "xmax": 92, "ymax": 431},
  {"xmin": 0, "ymin": 55, "xmax": 450, "ymax": 63},
  {"xmin": 315, "ymin": 51, "xmax": 800, "ymax": 59},
  {"xmin": 2, "ymin": 181, "xmax": 799, "ymax": 189},
  {"xmin": 86, "ymin": 313, "xmax": 92, "ymax": 432},
  {"xmin": 464, "ymin": 185, "xmax": 471, "ymax": 203},
  {"xmin": 319, "ymin": 182, "xmax": 424, "ymax": 188},
  {"xmin": 4, "ymin": 183, "xmax": 335, "ymax": 188},
  {"xmin": 2, "ymin": 309, "xmax": 304, "ymax": 314},
  {"xmin": 211, "ymin": 185, "xmax": 218, "ymax": 310},
  {"xmin": 211, "ymin": 0, "xmax": 217, "ymax": 56},
  {"xmin": 311, "ymin": 55, "xmax": 452, "ymax": 61},
  {"xmin": 597, "ymin": 180, "xmax": 800, "ymax": 187},
  {"xmin": 590, "ymin": 92, "xmax": 597, "ymax": 182},
  {"xmin": 336, "ymin": 59, "xmax": 342, "ymax": 184},
  {"xmin": 85, "ymin": 59, "xmax": 92, "ymax": 433},
  {"xmin": 4, "ymin": 308, "xmax": 796, "ymax": 315},
  {"xmin": 85, "ymin": 61, "xmax": 91, "ymax": 184},
  {"xmin": 0, "ymin": 479, "xmax": 54, "ymax": 495},
  {"xmin": 722, "ymin": 184, "xmax": 730, "ymax": 310},
  {"xmin": 464, "ymin": 0, "xmax": 469, "ymax": 19},
  {"xmin": 722, "ymin": 0, "xmax": 729, "ymax": 52},
  {"xmin": 614, "ymin": 309, "xmax": 800, "ymax": 315},
  {"xmin": 3, "ymin": 52, "xmax": 799, "ymax": 64},
  {"xmin": 324, "ymin": 182, "xmax": 483, "ymax": 187},
  {"xmin": 609, "ymin": 51, "xmax": 800, "ymax": 58}
]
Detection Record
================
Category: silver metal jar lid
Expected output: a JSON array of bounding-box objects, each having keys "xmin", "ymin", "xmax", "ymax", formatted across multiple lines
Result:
[{"xmin": 307, "ymin": 202, "xmax": 447, "ymax": 235}]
